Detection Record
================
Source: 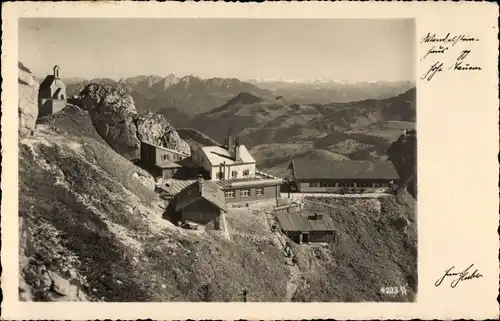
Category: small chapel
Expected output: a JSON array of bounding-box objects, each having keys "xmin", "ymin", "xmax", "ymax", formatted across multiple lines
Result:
[{"xmin": 38, "ymin": 65, "xmax": 67, "ymax": 117}]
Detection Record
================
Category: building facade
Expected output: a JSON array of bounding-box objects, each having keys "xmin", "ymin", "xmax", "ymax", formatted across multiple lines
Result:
[
  {"xmin": 215, "ymin": 174, "xmax": 282, "ymax": 205},
  {"xmin": 140, "ymin": 141, "xmax": 191, "ymax": 183},
  {"xmin": 192, "ymin": 134, "xmax": 256, "ymax": 181},
  {"xmin": 189, "ymin": 131, "xmax": 283, "ymax": 205},
  {"xmin": 288, "ymin": 159, "xmax": 400, "ymax": 193},
  {"xmin": 38, "ymin": 65, "xmax": 67, "ymax": 117}
]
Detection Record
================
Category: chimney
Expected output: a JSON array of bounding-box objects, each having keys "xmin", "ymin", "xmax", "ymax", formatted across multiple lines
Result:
[
  {"xmin": 197, "ymin": 174, "xmax": 203, "ymax": 194},
  {"xmin": 235, "ymin": 136, "xmax": 241, "ymax": 161},
  {"xmin": 227, "ymin": 129, "xmax": 234, "ymax": 155}
]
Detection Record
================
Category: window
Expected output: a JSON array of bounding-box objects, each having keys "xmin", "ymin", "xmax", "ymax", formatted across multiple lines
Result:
[
  {"xmin": 163, "ymin": 155, "xmax": 168, "ymax": 160},
  {"xmin": 256, "ymin": 188, "xmax": 264, "ymax": 196},
  {"xmin": 309, "ymin": 182, "xmax": 319, "ymax": 188},
  {"xmin": 243, "ymin": 169, "xmax": 250, "ymax": 176},
  {"xmin": 225, "ymin": 191, "xmax": 235, "ymax": 199},
  {"xmin": 217, "ymin": 172, "xmax": 224, "ymax": 180},
  {"xmin": 231, "ymin": 171, "xmax": 238, "ymax": 178},
  {"xmin": 240, "ymin": 189, "xmax": 250, "ymax": 198}
]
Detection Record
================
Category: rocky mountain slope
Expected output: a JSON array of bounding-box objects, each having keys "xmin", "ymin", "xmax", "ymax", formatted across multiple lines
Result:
[
  {"xmin": 388, "ymin": 131, "xmax": 417, "ymax": 198},
  {"xmin": 74, "ymin": 83, "xmax": 190, "ymax": 160},
  {"xmin": 19, "ymin": 130, "xmax": 417, "ymax": 302},
  {"xmin": 19, "ymin": 130, "xmax": 294, "ymax": 301},
  {"xmin": 18, "ymin": 62, "xmax": 39, "ymax": 136}
]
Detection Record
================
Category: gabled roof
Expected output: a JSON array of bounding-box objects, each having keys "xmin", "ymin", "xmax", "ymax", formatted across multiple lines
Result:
[
  {"xmin": 40, "ymin": 75, "xmax": 66, "ymax": 90},
  {"xmin": 291, "ymin": 159, "xmax": 400, "ymax": 180},
  {"xmin": 200, "ymin": 145, "xmax": 255, "ymax": 166},
  {"xmin": 275, "ymin": 211, "xmax": 335, "ymax": 232},
  {"xmin": 175, "ymin": 180, "xmax": 228, "ymax": 213}
]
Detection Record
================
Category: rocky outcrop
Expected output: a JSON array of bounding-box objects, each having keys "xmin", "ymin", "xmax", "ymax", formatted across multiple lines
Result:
[
  {"xmin": 135, "ymin": 111, "xmax": 190, "ymax": 155},
  {"xmin": 78, "ymin": 83, "xmax": 140, "ymax": 159},
  {"xmin": 18, "ymin": 62, "xmax": 39, "ymax": 136},
  {"xmin": 388, "ymin": 130, "xmax": 417, "ymax": 198},
  {"xmin": 77, "ymin": 83, "xmax": 190, "ymax": 160},
  {"xmin": 19, "ymin": 217, "xmax": 88, "ymax": 302}
]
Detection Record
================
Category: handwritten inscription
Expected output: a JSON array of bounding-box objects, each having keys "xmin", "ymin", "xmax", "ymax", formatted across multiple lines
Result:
[
  {"xmin": 434, "ymin": 264, "xmax": 483, "ymax": 288},
  {"xmin": 420, "ymin": 32, "xmax": 482, "ymax": 82}
]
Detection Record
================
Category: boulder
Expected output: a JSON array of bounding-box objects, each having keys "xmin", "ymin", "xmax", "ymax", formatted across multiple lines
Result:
[
  {"xmin": 18, "ymin": 62, "xmax": 39, "ymax": 136},
  {"xmin": 135, "ymin": 111, "xmax": 191, "ymax": 155},
  {"xmin": 77, "ymin": 83, "xmax": 191, "ymax": 160},
  {"xmin": 78, "ymin": 83, "xmax": 141, "ymax": 160},
  {"xmin": 47, "ymin": 271, "xmax": 88, "ymax": 301}
]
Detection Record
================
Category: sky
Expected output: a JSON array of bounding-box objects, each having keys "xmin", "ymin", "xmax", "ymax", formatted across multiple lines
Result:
[{"xmin": 19, "ymin": 18, "xmax": 415, "ymax": 82}]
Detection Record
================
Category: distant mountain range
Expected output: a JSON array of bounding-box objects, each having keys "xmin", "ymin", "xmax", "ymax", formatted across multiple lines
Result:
[
  {"xmin": 63, "ymin": 75, "xmax": 275, "ymax": 117},
  {"xmin": 60, "ymin": 73, "xmax": 414, "ymax": 117},
  {"xmin": 248, "ymin": 79, "xmax": 415, "ymax": 105}
]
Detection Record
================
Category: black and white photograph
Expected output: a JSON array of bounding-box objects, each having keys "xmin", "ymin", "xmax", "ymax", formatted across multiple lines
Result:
[{"xmin": 17, "ymin": 17, "xmax": 418, "ymax": 303}]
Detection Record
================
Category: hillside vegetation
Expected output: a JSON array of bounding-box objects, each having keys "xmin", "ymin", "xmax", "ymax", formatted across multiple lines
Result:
[
  {"xmin": 19, "ymin": 132, "xmax": 291, "ymax": 302},
  {"xmin": 19, "ymin": 129, "xmax": 417, "ymax": 303},
  {"xmin": 292, "ymin": 192, "xmax": 417, "ymax": 301}
]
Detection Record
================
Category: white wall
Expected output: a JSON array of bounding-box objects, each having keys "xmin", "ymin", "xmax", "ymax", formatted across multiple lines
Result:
[{"xmin": 211, "ymin": 163, "xmax": 256, "ymax": 181}]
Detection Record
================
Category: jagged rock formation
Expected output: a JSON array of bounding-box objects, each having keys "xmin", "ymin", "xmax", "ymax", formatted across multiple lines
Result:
[
  {"xmin": 76, "ymin": 83, "xmax": 190, "ymax": 160},
  {"xmin": 135, "ymin": 111, "xmax": 190, "ymax": 155},
  {"xmin": 388, "ymin": 130, "xmax": 417, "ymax": 198},
  {"xmin": 78, "ymin": 83, "xmax": 140, "ymax": 159},
  {"xmin": 18, "ymin": 62, "xmax": 40, "ymax": 136}
]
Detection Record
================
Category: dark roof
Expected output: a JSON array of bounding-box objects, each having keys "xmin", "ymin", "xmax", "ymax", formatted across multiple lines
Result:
[
  {"xmin": 40, "ymin": 75, "xmax": 55, "ymax": 89},
  {"xmin": 291, "ymin": 159, "xmax": 400, "ymax": 180},
  {"xmin": 275, "ymin": 211, "xmax": 335, "ymax": 232},
  {"xmin": 175, "ymin": 179, "xmax": 228, "ymax": 213},
  {"xmin": 40, "ymin": 75, "xmax": 65, "ymax": 90}
]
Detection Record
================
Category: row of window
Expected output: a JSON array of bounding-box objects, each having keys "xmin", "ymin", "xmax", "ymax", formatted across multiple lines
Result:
[
  {"xmin": 225, "ymin": 188, "xmax": 264, "ymax": 199},
  {"xmin": 308, "ymin": 182, "xmax": 390, "ymax": 188},
  {"xmin": 162, "ymin": 152, "xmax": 184, "ymax": 161},
  {"xmin": 218, "ymin": 169, "xmax": 251, "ymax": 180}
]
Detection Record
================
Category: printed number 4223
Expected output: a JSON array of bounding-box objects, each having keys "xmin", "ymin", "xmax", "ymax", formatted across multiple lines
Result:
[{"xmin": 380, "ymin": 286, "xmax": 407, "ymax": 295}]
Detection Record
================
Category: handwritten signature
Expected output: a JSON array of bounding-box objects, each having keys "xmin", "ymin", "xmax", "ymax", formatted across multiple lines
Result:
[
  {"xmin": 421, "ymin": 50, "xmax": 482, "ymax": 81},
  {"xmin": 435, "ymin": 264, "xmax": 483, "ymax": 288}
]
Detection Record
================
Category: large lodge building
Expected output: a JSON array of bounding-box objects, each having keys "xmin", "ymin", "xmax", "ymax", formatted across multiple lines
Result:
[
  {"xmin": 140, "ymin": 130, "xmax": 283, "ymax": 219},
  {"xmin": 287, "ymin": 159, "xmax": 400, "ymax": 193},
  {"xmin": 192, "ymin": 133, "xmax": 283, "ymax": 205}
]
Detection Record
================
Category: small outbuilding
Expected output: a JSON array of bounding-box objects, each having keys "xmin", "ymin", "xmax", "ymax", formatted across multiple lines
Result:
[
  {"xmin": 275, "ymin": 211, "xmax": 336, "ymax": 244},
  {"xmin": 175, "ymin": 176, "xmax": 228, "ymax": 230}
]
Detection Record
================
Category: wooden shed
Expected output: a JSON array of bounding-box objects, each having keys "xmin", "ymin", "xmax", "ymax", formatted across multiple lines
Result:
[
  {"xmin": 175, "ymin": 176, "xmax": 228, "ymax": 230},
  {"xmin": 275, "ymin": 211, "xmax": 336, "ymax": 244}
]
